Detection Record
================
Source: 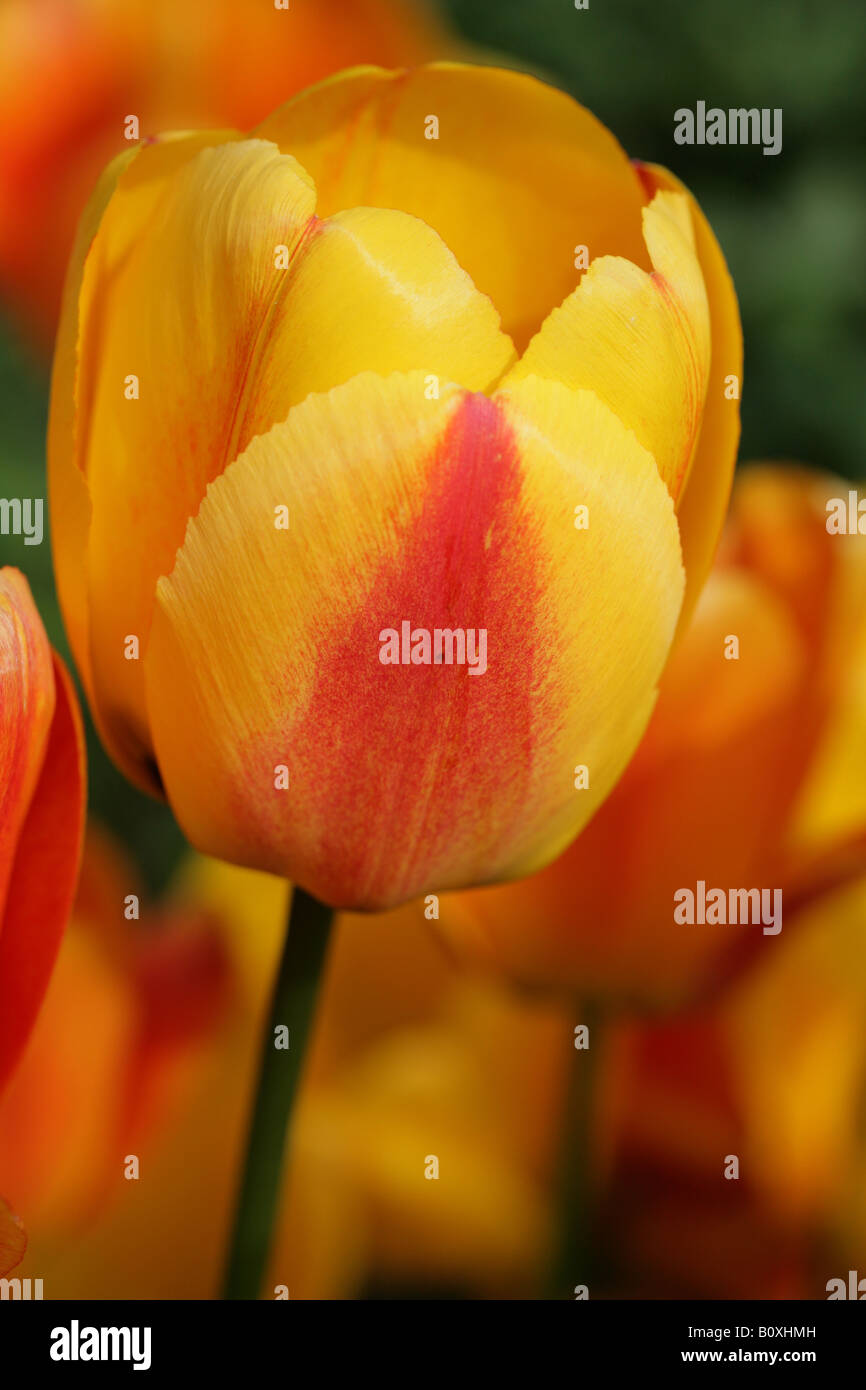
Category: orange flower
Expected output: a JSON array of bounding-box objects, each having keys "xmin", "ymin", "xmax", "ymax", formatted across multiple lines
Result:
[
  {"xmin": 6, "ymin": 852, "xmax": 562, "ymax": 1299},
  {"xmin": 0, "ymin": 0, "xmax": 445, "ymax": 347},
  {"xmin": 49, "ymin": 63, "xmax": 740, "ymax": 910},
  {"xmin": 602, "ymin": 869, "xmax": 866, "ymax": 1299},
  {"xmin": 0, "ymin": 568, "xmax": 85, "ymax": 1093},
  {"xmin": 0, "ymin": 824, "xmax": 232, "ymax": 1261},
  {"xmin": 435, "ymin": 466, "xmax": 866, "ymax": 1008}
]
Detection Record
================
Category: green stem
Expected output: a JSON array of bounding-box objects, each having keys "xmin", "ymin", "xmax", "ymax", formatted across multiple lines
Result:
[
  {"xmin": 547, "ymin": 1002, "xmax": 602, "ymax": 1299},
  {"xmin": 222, "ymin": 885, "xmax": 334, "ymax": 1299}
]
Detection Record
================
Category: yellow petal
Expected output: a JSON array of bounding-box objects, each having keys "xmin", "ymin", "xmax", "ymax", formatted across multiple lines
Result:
[
  {"xmin": 257, "ymin": 203, "xmax": 516, "ymax": 414},
  {"xmin": 145, "ymin": 371, "xmax": 683, "ymax": 910},
  {"xmin": 255, "ymin": 62, "xmax": 650, "ymax": 351},
  {"xmin": 491, "ymin": 373, "xmax": 686, "ymax": 881},
  {"xmin": 507, "ymin": 190, "xmax": 710, "ymax": 504},
  {"xmin": 70, "ymin": 138, "xmax": 513, "ymax": 792},
  {"xmin": 636, "ymin": 162, "xmax": 742, "ymax": 622},
  {"xmin": 48, "ymin": 143, "xmax": 139, "ymax": 717},
  {"xmin": 49, "ymin": 129, "xmax": 241, "ymax": 786},
  {"xmin": 76, "ymin": 137, "xmax": 313, "ymax": 790}
]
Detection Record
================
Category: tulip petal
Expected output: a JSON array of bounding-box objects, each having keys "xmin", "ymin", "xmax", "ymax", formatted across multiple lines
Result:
[
  {"xmin": 0, "ymin": 1196, "xmax": 26, "ymax": 1275},
  {"xmin": 0, "ymin": 652, "xmax": 86, "ymax": 1093},
  {"xmin": 439, "ymin": 565, "xmax": 808, "ymax": 1006},
  {"xmin": 635, "ymin": 162, "xmax": 742, "ymax": 621},
  {"xmin": 146, "ymin": 371, "xmax": 683, "ymax": 910},
  {"xmin": 49, "ymin": 133, "xmax": 238, "ymax": 732},
  {"xmin": 0, "ymin": 927, "xmax": 136, "ymax": 1231},
  {"xmin": 255, "ymin": 62, "xmax": 650, "ymax": 351},
  {"xmin": 48, "ymin": 146, "xmax": 137, "ymax": 716},
  {"xmin": 507, "ymin": 190, "xmax": 710, "ymax": 505},
  {"xmin": 0, "ymin": 569, "xmax": 55, "ymax": 924},
  {"xmin": 68, "ymin": 137, "xmax": 514, "ymax": 792}
]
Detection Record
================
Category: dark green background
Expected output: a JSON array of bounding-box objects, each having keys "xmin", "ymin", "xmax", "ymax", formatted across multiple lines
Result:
[{"xmin": 2, "ymin": 0, "xmax": 863, "ymax": 889}]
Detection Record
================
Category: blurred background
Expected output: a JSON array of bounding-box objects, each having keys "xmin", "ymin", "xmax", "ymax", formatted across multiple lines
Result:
[{"xmin": 1, "ymin": 0, "xmax": 864, "ymax": 891}]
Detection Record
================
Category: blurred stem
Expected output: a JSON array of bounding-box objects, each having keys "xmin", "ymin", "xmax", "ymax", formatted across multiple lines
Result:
[
  {"xmin": 546, "ymin": 1001, "xmax": 603, "ymax": 1299},
  {"xmin": 222, "ymin": 885, "xmax": 334, "ymax": 1300}
]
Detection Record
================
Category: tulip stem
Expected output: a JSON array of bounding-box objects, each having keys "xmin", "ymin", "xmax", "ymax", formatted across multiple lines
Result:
[
  {"xmin": 222, "ymin": 885, "xmax": 334, "ymax": 1300},
  {"xmin": 547, "ymin": 1002, "xmax": 603, "ymax": 1299}
]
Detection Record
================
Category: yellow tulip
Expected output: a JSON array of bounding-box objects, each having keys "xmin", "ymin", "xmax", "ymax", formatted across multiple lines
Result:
[{"xmin": 50, "ymin": 63, "xmax": 740, "ymax": 910}]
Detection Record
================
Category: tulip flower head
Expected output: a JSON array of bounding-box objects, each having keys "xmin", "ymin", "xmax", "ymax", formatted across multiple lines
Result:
[
  {"xmin": 50, "ymin": 63, "xmax": 741, "ymax": 910},
  {"xmin": 0, "ymin": 568, "xmax": 86, "ymax": 1092}
]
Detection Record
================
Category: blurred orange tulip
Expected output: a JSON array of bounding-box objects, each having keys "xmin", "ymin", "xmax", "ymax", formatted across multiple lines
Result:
[
  {"xmin": 0, "ymin": 0, "xmax": 446, "ymax": 347},
  {"xmin": 0, "ymin": 824, "xmax": 232, "ymax": 1273},
  {"xmin": 8, "ymin": 826, "xmax": 862, "ymax": 1300},
  {"xmin": 7, "ymin": 850, "xmax": 565, "ymax": 1298},
  {"xmin": 0, "ymin": 568, "xmax": 85, "ymax": 1094},
  {"xmin": 435, "ymin": 466, "xmax": 866, "ymax": 1008},
  {"xmin": 49, "ymin": 63, "xmax": 740, "ymax": 910},
  {"xmin": 602, "ymin": 868, "xmax": 866, "ymax": 1298}
]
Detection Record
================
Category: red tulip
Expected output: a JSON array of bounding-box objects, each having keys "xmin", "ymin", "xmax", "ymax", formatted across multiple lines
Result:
[{"xmin": 0, "ymin": 568, "xmax": 86, "ymax": 1092}]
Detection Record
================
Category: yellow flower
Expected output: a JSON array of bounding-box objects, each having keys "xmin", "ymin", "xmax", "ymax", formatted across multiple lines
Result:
[{"xmin": 50, "ymin": 63, "xmax": 740, "ymax": 910}]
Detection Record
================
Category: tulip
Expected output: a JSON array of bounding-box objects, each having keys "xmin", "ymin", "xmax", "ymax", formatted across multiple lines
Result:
[
  {"xmin": 0, "ymin": 824, "xmax": 232, "ymax": 1277},
  {"xmin": 601, "ymin": 867, "xmax": 866, "ymax": 1299},
  {"xmin": 0, "ymin": 0, "xmax": 445, "ymax": 347},
  {"xmin": 50, "ymin": 62, "xmax": 740, "ymax": 913},
  {"xmin": 0, "ymin": 568, "xmax": 85, "ymax": 1093},
  {"xmin": 8, "ymin": 851, "xmax": 563, "ymax": 1299},
  {"xmin": 436, "ymin": 466, "xmax": 866, "ymax": 1008}
]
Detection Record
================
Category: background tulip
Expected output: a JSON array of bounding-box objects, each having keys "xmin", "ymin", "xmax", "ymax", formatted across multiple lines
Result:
[
  {"xmin": 601, "ymin": 869, "xmax": 866, "ymax": 1299},
  {"xmin": 12, "ymin": 835, "xmax": 862, "ymax": 1302},
  {"xmin": 7, "ymin": 847, "xmax": 565, "ymax": 1299},
  {"xmin": 435, "ymin": 466, "xmax": 866, "ymax": 1008},
  {"xmin": 0, "ymin": 568, "xmax": 85, "ymax": 1093},
  {"xmin": 50, "ymin": 62, "xmax": 738, "ymax": 912},
  {"xmin": 0, "ymin": 825, "xmax": 232, "ymax": 1281},
  {"xmin": 0, "ymin": 0, "xmax": 445, "ymax": 349}
]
